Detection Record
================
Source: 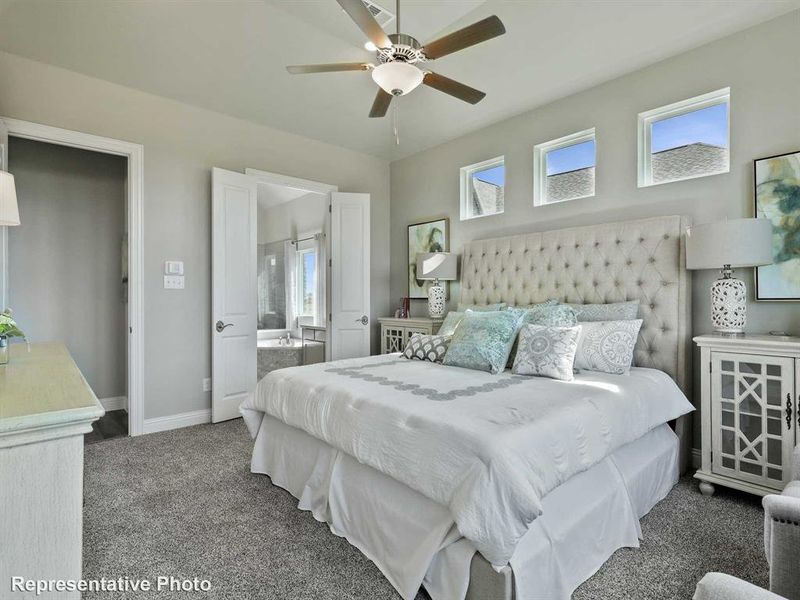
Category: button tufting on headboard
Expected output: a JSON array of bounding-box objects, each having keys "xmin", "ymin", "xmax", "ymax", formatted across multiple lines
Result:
[{"xmin": 459, "ymin": 216, "xmax": 691, "ymax": 392}]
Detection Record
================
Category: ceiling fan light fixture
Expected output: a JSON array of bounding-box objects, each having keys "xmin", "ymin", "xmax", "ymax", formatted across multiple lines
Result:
[
  {"xmin": 371, "ymin": 61, "xmax": 423, "ymax": 96},
  {"xmin": 364, "ymin": 40, "xmax": 378, "ymax": 52}
]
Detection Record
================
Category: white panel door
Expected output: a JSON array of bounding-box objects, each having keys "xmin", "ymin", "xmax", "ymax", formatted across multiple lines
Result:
[
  {"xmin": 212, "ymin": 168, "xmax": 257, "ymax": 423},
  {"xmin": 330, "ymin": 192, "xmax": 370, "ymax": 360}
]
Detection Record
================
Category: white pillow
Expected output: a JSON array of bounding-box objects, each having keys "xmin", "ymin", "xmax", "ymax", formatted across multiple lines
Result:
[
  {"xmin": 574, "ymin": 319, "xmax": 643, "ymax": 375},
  {"xmin": 512, "ymin": 324, "xmax": 581, "ymax": 381}
]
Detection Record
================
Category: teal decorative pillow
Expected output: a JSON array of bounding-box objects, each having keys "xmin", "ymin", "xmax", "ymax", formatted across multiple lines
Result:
[
  {"xmin": 456, "ymin": 302, "xmax": 507, "ymax": 312},
  {"xmin": 506, "ymin": 304, "xmax": 578, "ymax": 366},
  {"xmin": 565, "ymin": 301, "xmax": 639, "ymax": 322},
  {"xmin": 439, "ymin": 311, "xmax": 465, "ymax": 336},
  {"xmin": 403, "ymin": 334, "xmax": 451, "ymax": 363},
  {"xmin": 443, "ymin": 310, "xmax": 522, "ymax": 374},
  {"xmin": 512, "ymin": 324, "xmax": 582, "ymax": 381}
]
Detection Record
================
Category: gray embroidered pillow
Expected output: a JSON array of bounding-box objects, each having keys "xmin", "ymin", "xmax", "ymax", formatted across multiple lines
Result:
[
  {"xmin": 439, "ymin": 311, "xmax": 465, "ymax": 337},
  {"xmin": 574, "ymin": 319, "xmax": 643, "ymax": 375},
  {"xmin": 512, "ymin": 324, "xmax": 581, "ymax": 381},
  {"xmin": 403, "ymin": 334, "xmax": 451, "ymax": 363},
  {"xmin": 565, "ymin": 301, "xmax": 639, "ymax": 322},
  {"xmin": 506, "ymin": 304, "xmax": 578, "ymax": 367}
]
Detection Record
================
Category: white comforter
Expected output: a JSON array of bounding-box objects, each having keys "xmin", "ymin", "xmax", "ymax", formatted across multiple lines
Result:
[{"xmin": 240, "ymin": 354, "xmax": 692, "ymax": 566}]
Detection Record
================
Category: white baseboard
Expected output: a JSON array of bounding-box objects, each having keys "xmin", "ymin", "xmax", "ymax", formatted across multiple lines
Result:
[
  {"xmin": 142, "ymin": 409, "xmax": 211, "ymax": 435},
  {"xmin": 692, "ymin": 448, "xmax": 701, "ymax": 470},
  {"xmin": 100, "ymin": 396, "xmax": 128, "ymax": 412}
]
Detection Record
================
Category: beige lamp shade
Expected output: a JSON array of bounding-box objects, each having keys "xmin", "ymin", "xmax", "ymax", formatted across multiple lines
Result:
[
  {"xmin": 686, "ymin": 218, "xmax": 772, "ymax": 270},
  {"xmin": 0, "ymin": 171, "xmax": 20, "ymax": 226},
  {"xmin": 416, "ymin": 252, "xmax": 457, "ymax": 281}
]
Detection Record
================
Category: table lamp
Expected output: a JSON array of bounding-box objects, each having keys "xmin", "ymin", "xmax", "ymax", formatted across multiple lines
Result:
[
  {"xmin": 415, "ymin": 252, "xmax": 457, "ymax": 318},
  {"xmin": 0, "ymin": 171, "xmax": 20, "ymax": 226},
  {"xmin": 686, "ymin": 218, "xmax": 773, "ymax": 334}
]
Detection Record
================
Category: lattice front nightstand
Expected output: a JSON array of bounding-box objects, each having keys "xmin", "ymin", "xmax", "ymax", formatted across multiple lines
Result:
[
  {"xmin": 694, "ymin": 334, "xmax": 800, "ymax": 497},
  {"xmin": 378, "ymin": 317, "xmax": 443, "ymax": 354}
]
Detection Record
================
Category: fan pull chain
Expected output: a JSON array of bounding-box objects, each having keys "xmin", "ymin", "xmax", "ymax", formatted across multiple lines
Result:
[{"xmin": 392, "ymin": 99, "xmax": 400, "ymax": 146}]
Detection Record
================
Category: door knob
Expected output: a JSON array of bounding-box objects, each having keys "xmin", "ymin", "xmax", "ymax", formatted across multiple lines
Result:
[
  {"xmin": 215, "ymin": 320, "xmax": 233, "ymax": 333},
  {"xmin": 355, "ymin": 315, "xmax": 369, "ymax": 325}
]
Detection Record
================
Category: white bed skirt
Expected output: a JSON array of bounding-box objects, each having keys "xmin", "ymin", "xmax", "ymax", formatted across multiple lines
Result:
[{"xmin": 250, "ymin": 416, "xmax": 679, "ymax": 600}]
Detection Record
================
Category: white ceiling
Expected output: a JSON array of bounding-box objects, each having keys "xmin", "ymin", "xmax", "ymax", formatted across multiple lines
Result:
[{"xmin": 0, "ymin": 0, "xmax": 796, "ymax": 160}]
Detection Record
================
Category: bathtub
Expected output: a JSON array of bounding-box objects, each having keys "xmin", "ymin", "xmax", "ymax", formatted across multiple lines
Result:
[{"xmin": 257, "ymin": 337, "xmax": 304, "ymax": 379}]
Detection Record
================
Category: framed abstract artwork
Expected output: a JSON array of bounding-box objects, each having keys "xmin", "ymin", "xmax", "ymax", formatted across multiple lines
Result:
[
  {"xmin": 407, "ymin": 217, "xmax": 448, "ymax": 299},
  {"xmin": 754, "ymin": 150, "xmax": 800, "ymax": 301}
]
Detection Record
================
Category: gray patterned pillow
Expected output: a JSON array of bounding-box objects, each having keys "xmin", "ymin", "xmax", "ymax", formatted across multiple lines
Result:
[
  {"xmin": 565, "ymin": 301, "xmax": 639, "ymax": 322},
  {"xmin": 443, "ymin": 310, "xmax": 523, "ymax": 374},
  {"xmin": 512, "ymin": 324, "xmax": 582, "ymax": 381},
  {"xmin": 403, "ymin": 334, "xmax": 451, "ymax": 363},
  {"xmin": 438, "ymin": 311, "xmax": 465, "ymax": 336},
  {"xmin": 457, "ymin": 302, "xmax": 507, "ymax": 312},
  {"xmin": 574, "ymin": 319, "xmax": 643, "ymax": 375},
  {"xmin": 506, "ymin": 304, "xmax": 578, "ymax": 367}
]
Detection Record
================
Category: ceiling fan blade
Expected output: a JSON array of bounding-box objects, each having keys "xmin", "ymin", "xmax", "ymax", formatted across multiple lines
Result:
[
  {"xmin": 423, "ymin": 72, "xmax": 486, "ymax": 104},
  {"xmin": 286, "ymin": 63, "xmax": 371, "ymax": 74},
  {"xmin": 422, "ymin": 15, "xmax": 506, "ymax": 60},
  {"xmin": 369, "ymin": 88, "xmax": 392, "ymax": 118},
  {"xmin": 336, "ymin": 0, "xmax": 392, "ymax": 49}
]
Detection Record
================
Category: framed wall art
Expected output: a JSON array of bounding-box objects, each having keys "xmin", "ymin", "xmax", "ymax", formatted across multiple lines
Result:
[{"xmin": 407, "ymin": 217, "xmax": 449, "ymax": 299}]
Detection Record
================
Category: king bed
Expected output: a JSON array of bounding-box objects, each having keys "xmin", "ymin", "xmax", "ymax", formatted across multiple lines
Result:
[{"xmin": 241, "ymin": 215, "xmax": 694, "ymax": 600}]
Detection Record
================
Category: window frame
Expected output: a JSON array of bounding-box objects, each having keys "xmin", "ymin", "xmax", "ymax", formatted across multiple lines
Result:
[
  {"xmin": 533, "ymin": 128, "xmax": 596, "ymax": 207},
  {"xmin": 637, "ymin": 87, "xmax": 730, "ymax": 188},
  {"xmin": 295, "ymin": 245, "xmax": 316, "ymax": 319},
  {"xmin": 459, "ymin": 155, "xmax": 505, "ymax": 221}
]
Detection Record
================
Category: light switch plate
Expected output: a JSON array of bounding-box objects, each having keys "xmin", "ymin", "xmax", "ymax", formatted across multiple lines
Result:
[
  {"xmin": 164, "ymin": 275, "xmax": 185, "ymax": 289},
  {"xmin": 164, "ymin": 260, "xmax": 184, "ymax": 275}
]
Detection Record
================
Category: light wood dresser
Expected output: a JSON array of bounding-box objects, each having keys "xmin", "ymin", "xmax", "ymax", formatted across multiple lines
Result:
[{"xmin": 0, "ymin": 342, "xmax": 104, "ymax": 598}]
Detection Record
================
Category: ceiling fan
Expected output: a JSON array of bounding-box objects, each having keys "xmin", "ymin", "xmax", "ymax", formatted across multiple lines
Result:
[{"xmin": 286, "ymin": 0, "xmax": 506, "ymax": 118}]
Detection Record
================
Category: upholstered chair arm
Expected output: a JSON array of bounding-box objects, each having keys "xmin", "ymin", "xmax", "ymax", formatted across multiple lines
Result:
[
  {"xmin": 763, "ymin": 494, "xmax": 800, "ymax": 600},
  {"xmin": 693, "ymin": 573, "xmax": 786, "ymax": 600}
]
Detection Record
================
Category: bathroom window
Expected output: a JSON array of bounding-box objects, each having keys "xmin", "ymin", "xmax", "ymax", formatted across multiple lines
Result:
[{"xmin": 296, "ymin": 247, "xmax": 317, "ymax": 318}]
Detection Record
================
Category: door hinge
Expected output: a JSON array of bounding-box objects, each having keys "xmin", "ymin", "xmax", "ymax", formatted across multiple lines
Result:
[
  {"xmin": 328, "ymin": 258, "xmax": 332, "ymax": 267},
  {"xmin": 329, "ymin": 313, "xmax": 332, "ymax": 322},
  {"xmin": 709, "ymin": 362, "xmax": 712, "ymax": 373},
  {"xmin": 328, "ymin": 204, "xmax": 332, "ymax": 213}
]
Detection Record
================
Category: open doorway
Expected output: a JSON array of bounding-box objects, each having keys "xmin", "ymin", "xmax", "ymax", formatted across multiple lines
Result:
[
  {"xmin": 8, "ymin": 137, "xmax": 128, "ymax": 441},
  {"xmin": 1, "ymin": 117, "xmax": 145, "ymax": 436},
  {"xmin": 255, "ymin": 180, "xmax": 328, "ymax": 380}
]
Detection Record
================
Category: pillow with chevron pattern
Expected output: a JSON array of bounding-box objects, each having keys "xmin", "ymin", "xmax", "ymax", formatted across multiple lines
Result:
[{"xmin": 403, "ymin": 333, "xmax": 452, "ymax": 363}]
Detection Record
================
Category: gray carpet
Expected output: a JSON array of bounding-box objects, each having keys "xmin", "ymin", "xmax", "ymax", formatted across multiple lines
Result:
[{"xmin": 83, "ymin": 419, "xmax": 768, "ymax": 599}]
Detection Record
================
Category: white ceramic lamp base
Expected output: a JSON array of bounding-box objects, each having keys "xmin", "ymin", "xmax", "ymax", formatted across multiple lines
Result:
[
  {"xmin": 427, "ymin": 282, "xmax": 446, "ymax": 318},
  {"xmin": 710, "ymin": 275, "xmax": 746, "ymax": 334}
]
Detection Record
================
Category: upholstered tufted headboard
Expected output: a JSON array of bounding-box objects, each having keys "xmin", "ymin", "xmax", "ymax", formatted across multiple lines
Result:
[{"xmin": 459, "ymin": 215, "xmax": 691, "ymax": 393}]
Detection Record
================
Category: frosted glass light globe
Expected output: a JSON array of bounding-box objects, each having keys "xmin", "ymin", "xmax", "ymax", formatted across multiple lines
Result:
[{"xmin": 371, "ymin": 62, "xmax": 423, "ymax": 96}]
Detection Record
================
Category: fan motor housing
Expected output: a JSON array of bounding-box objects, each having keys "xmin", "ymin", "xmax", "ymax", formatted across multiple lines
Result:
[{"xmin": 377, "ymin": 33, "xmax": 425, "ymax": 64}]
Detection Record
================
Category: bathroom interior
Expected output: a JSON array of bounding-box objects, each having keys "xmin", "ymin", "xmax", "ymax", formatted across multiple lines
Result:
[{"xmin": 256, "ymin": 180, "xmax": 328, "ymax": 379}]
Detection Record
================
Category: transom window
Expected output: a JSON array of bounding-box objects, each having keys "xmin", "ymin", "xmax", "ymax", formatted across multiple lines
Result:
[
  {"xmin": 638, "ymin": 87, "xmax": 730, "ymax": 187},
  {"xmin": 459, "ymin": 156, "xmax": 505, "ymax": 220},
  {"xmin": 533, "ymin": 128, "xmax": 596, "ymax": 206}
]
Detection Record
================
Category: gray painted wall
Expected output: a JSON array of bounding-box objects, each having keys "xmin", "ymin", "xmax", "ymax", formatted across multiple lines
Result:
[
  {"xmin": 0, "ymin": 49, "xmax": 391, "ymax": 421},
  {"xmin": 390, "ymin": 13, "xmax": 800, "ymax": 446},
  {"xmin": 257, "ymin": 192, "xmax": 327, "ymax": 245},
  {"xmin": 8, "ymin": 137, "xmax": 127, "ymax": 400}
]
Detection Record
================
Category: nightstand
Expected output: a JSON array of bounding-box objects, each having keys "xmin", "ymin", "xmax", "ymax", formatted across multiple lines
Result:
[
  {"xmin": 694, "ymin": 334, "xmax": 800, "ymax": 497},
  {"xmin": 378, "ymin": 317, "xmax": 443, "ymax": 354}
]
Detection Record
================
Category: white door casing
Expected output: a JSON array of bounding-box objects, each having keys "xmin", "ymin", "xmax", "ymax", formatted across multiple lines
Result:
[
  {"xmin": 0, "ymin": 119, "xmax": 8, "ymax": 309},
  {"xmin": 330, "ymin": 192, "xmax": 370, "ymax": 360},
  {"xmin": 212, "ymin": 168, "xmax": 258, "ymax": 422}
]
